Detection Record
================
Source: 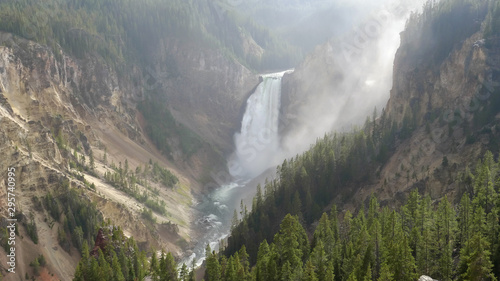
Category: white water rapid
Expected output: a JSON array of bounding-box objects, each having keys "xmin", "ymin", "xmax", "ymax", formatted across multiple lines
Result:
[
  {"xmin": 185, "ymin": 70, "xmax": 291, "ymax": 267},
  {"xmin": 229, "ymin": 70, "xmax": 292, "ymax": 179}
]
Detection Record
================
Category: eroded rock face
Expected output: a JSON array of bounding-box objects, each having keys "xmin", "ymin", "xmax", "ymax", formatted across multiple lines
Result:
[
  {"xmin": 90, "ymin": 228, "xmax": 108, "ymax": 257},
  {"xmin": 418, "ymin": 275, "xmax": 437, "ymax": 281},
  {"xmin": 0, "ymin": 31, "xmax": 258, "ymax": 279},
  {"xmin": 386, "ymin": 31, "xmax": 491, "ymax": 126},
  {"xmin": 146, "ymin": 38, "xmax": 259, "ymax": 153}
]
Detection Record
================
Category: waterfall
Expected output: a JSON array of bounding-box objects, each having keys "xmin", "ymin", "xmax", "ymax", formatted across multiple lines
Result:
[
  {"xmin": 184, "ymin": 70, "xmax": 292, "ymax": 267},
  {"xmin": 230, "ymin": 70, "xmax": 292, "ymax": 179}
]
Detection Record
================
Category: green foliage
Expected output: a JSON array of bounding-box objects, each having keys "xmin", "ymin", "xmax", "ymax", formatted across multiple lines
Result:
[
  {"xmin": 0, "ymin": 0, "xmax": 299, "ymax": 74},
  {"xmin": 38, "ymin": 254, "xmax": 46, "ymax": 267},
  {"xmin": 73, "ymin": 226, "xmax": 167, "ymax": 281},
  {"xmin": 205, "ymin": 245, "xmax": 221, "ymax": 281},
  {"xmin": 152, "ymin": 161, "xmax": 179, "ymax": 188},
  {"xmin": 44, "ymin": 192, "xmax": 61, "ymax": 221},
  {"xmin": 141, "ymin": 208, "xmax": 156, "ymax": 224},
  {"xmin": 58, "ymin": 226, "xmax": 70, "ymax": 252},
  {"xmin": 402, "ymin": 0, "xmax": 489, "ymax": 67},
  {"xmin": 137, "ymin": 99, "xmax": 202, "ymax": 159},
  {"xmin": 25, "ymin": 216, "xmax": 39, "ymax": 244},
  {"xmin": 41, "ymin": 179, "xmax": 103, "ymax": 255},
  {"xmin": 29, "ymin": 255, "xmax": 46, "ymax": 277},
  {"xmin": 209, "ymin": 151, "xmax": 500, "ymax": 281},
  {"xmin": 485, "ymin": 0, "xmax": 500, "ymax": 38},
  {"xmin": 30, "ymin": 257, "xmax": 40, "ymax": 276},
  {"xmin": 226, "ymin": 108, "xmax": 398, "ymax": 263},
  {"xmin": 104, "ymin": 159, "xmax": 177, "ymax": 216}
]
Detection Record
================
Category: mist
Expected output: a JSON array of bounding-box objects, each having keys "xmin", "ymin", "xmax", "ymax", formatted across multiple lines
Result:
[
  {"xmin": 225, "ymin": 0, "xmax": 425, "ymax": 181},
  {"xmin": 277, "ymin": 0, "xmax": 425, "ymax": 160}
]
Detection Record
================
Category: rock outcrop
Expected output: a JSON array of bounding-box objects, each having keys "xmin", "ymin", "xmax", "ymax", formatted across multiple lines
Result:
[
  {"xmin": 90, "ymin": 228, "xmax": 108, "ymax": 257},
  {"xmin": 0, "ymin": 29, "xmax": 257, "ymax": 279},
  {"xmin": 418, "ymin": 275, "xmax": 437, "ymax": 281}
]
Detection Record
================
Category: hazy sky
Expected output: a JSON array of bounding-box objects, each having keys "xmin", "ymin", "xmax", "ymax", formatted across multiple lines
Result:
[
  {"xmin": 279, "ymin": 0, "xmax": 424, "ymax": 156},
  {"xmin": 229, "ymin": 0, "xmax": 425, "ymax": 179}
]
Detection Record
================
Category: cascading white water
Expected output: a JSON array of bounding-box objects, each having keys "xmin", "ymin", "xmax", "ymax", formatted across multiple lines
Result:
[
  {"xmin": 184, "ymin": 70, "xmax": 291, "ymax": 267},
  {"xmin": 229, "ymin": 70, "xmax": 292, "ymax": 179}
]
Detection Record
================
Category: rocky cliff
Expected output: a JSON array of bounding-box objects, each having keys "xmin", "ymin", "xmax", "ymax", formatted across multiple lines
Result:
[
  {"xmin": 347, "ymin": 2, "xmax": 500, "ymax": 207},
  {"xmin": 279, "ymin": 1, "xmax": 500, "ymax": 209},
  {"xmin": 0, "ymin": 30, "xmax": 257, "ymax": 280},
  {"xmin": 147, "ymin": 38, "xmax": 258, "ymax": 154}
]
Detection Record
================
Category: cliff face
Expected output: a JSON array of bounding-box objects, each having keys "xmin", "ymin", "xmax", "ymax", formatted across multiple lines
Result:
[
  {"xmin": 0, "ymin": 30, "xmax": 257, "ymax": 279},
  {"xmin": 350, "ymin": 4, "xmax": 500, "ymax": 207},
  {"xmin": 279, "ymin": 26, "xmax": 399, "ymax": 154},
  {"xmin": 386, "ymin": 25, "xmax": 490, "ymax": 126},
  {"xmin": 279, "ymin": 2, "xmax": 500, "ymax": 209},
  {"xmin": 150, "ymin": 38, "xmax": 258, "ymax": 153}
]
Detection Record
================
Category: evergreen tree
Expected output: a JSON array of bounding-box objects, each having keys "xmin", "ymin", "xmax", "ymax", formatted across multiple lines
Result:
[
  {"xmin": 165, "ymin": 252, "xmax": 178, "ymax": 281},
  {"xmin": 205, "ymin": 245, "xmax": 221, "ymax": 281},
  {"xmin": 274, "ymin": 214, "xmax": 308, "ymax": 269},
  {"xmin": 150, "ymin": 251, "xmax": 160, "ymax": 281},
  {"xmin": 325, "ymin": 261, "xmax": 335, "ymax": 281},
  {"xmin": 459, "ymin": 233, "xmax": 496, "ymax": 281},
  {"xmin": 434, "ymin": 196, "xmax": 456, "ymax": 281},
  {"xmin": 111, "ymin": 252, "xmax": 125, "ymax": 281},
  {"xmin": 416, "ymin": 195, "xmax": 433, "ymax": 275},
  {"xmin": 304, "ymin": 259, "xmax": 318, "ymax": 281},
  {"xmin": 459, "ymin": 207, "xmax": 496, "ymax": 281},
  {"xmin": 310, "ymin": 240, "xmax": 327, "ymax": 281},
  {"xmin": 377, "ymin": 262, "xmax": 393, "ymax": 281},
  {"xmin": 256, "ymin": 240, "xmax": 270, "ymax": 281},
  {"xmin": 179, "ymin": 263, "xmax": 189, "ymax": 281}
]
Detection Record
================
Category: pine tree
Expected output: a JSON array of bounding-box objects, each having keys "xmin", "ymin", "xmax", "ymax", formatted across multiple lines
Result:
[
  {"xmin": 224, "ymin": 256, "xmax": 237, "ymax": 281},
  {"xmin": 347, "ymin": 272, "xmax": 358, "ymax": 281},
  {"xmin": 150, "ymin": 252, "xmax": 159, "ymax": 281},
  {"xmin": 231, "ymin": 210, "xmax": 239, "ymax": 231},
  {"xmin": 416, "ymin": 195, "xmax": 432, "ymax": 275},
  {"xmin": 364, "ymin": 265, "xmax": 372, "ymax": 281},
  {"xmin": 165, "ymin": 252, "xmax": 178, "ymax": 281},
  {"xmin": 325, "ymin": 261, "xmax": 335, "ymax": 281},
  {"xmin": 312, "ymin": 213, "xmax": 334, "ymax": 254},
  {"xmin": 435, "ymin": 196, "xmax": 456, "ymax": 281},
  {"xmin": 78, "ymin": 241, "xmax": 90, "ymax": 278},
  {"xmin": 256, "ymin": 240, "xmax": 270, "ymax": 281},
  {"xmin": 74, "ymin": 263, "xmax": 85, "ymax": 281},
  {"xmin": 377, "ymin": 262, "xmax": 393, "ymax": 281},
  {"xmin": 205, "ymin": 245, "xmax": 221, "ymax": 281},
  {"xmin": 274, "ymin": 214, "xmax": 307, "ymax": 269},
  {"xmin": 238, "ymin": 245, "xmax": 250, "ymax": 280},
  {"xmin": 267, "ymin": 248, "xmax": 279, "ymax": 281},
  {"xmin": 179, "ymin": 263, "xmax": 189, "ymax": 281},
  {"xmin": 304, "ymin": 259, "xmax": 318, "ymax": 281},
  {"xmin": 459, "ymin": 207, "xmax": 496, "ymax": 281},
  {"xmin": 32, "ymin": 257, "xmax": 40, "ymax": 276},
  {"xmin": 93, "ymin": 248, "xmax": 110, "ymax": 281},
  {"xmin": 460, "ymin": 233, "xmax": 496, "ymax": 281},
  {"xmin": 111, "ymin": 252, "xmax": 125, "ymax": 281},
  {"xmin": 281, "ymin": 261, "xmax": 292, "ymax": 281},
  {"xmin": 310, "ymin": 240, "xmax": 327, "ymax": 281}
]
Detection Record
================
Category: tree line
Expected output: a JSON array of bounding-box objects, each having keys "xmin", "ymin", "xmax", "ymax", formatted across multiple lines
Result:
[
  {"xmin": 0, "ymin": 0, "xmax": 301, "ymax": 72},
  {"xmin": 207, "ymin": 151, "xmax": 500, "ymax": 281},
  {"xmin": 73, "ymin": 225, "xmax": 195, "ymax": 281},
  {"xmin": 225, "ymin": 107, "xmax": 399, "ymax": 263},
  {"xmin": 67, "ymin": 150, "xmax": 500, "ymax": 281}
]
